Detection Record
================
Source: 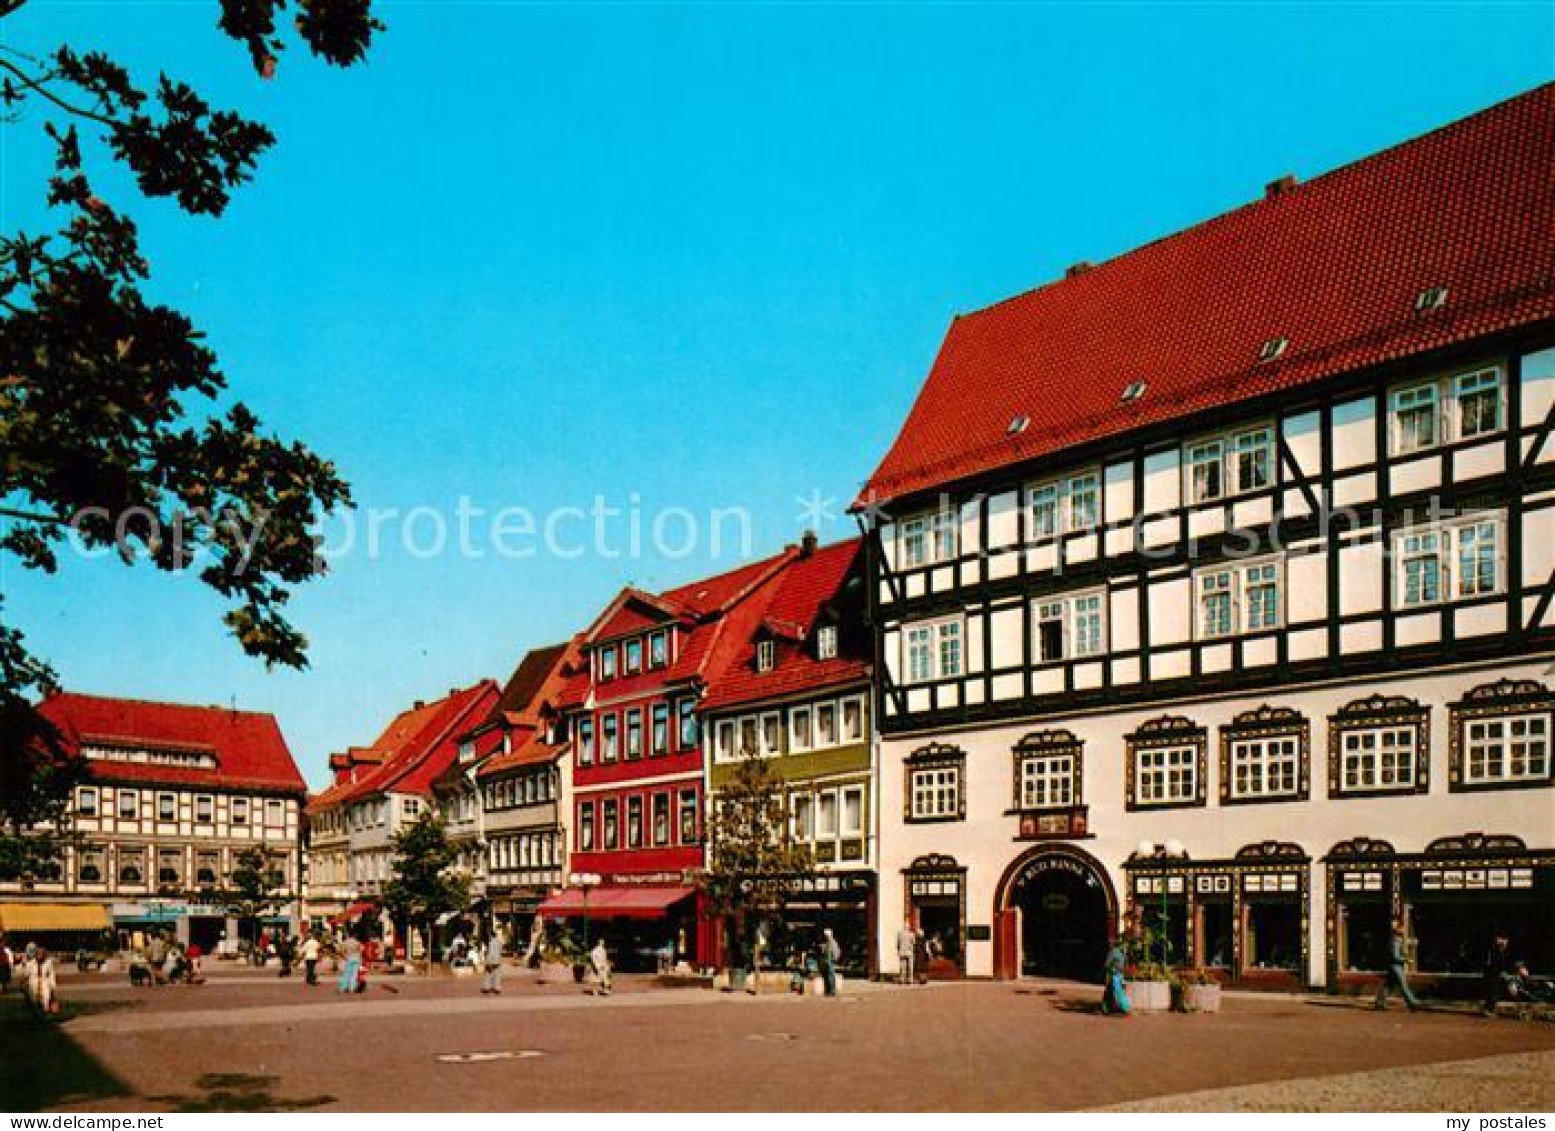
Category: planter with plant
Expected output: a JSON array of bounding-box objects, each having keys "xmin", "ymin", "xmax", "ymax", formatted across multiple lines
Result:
[{"xmin": 1173, "ymin": 968, "xmax": 1223, "ymax": 1013}]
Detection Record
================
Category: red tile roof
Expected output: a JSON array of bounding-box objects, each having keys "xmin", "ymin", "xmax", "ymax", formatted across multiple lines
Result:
[
  {"xmin": 306, "ymin": 681, "xmax": 497, "ymax": 813},
  {"xmin": 701, "ymin": 539, "xmax": 870, "ymax": 710},
  {"xmin": 38, "ymin": 692, "xmax": 306, "ymax": 794},
  {"xmin": 477, "ymin": 734, "xmax": 565, "ymax": 779},
  {"xmin": 859, "ymin": 84, "xmax": 1555, "ymax": 506}
]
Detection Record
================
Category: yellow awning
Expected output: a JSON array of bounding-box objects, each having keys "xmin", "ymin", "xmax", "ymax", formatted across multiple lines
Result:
[{"xmin": 0, "ymin": 901, "xmax": 110, "ymax": 932}]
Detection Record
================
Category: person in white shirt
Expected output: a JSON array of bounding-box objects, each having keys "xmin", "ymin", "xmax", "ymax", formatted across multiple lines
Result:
[
  {"xmin": 895, "ymin": 918, "xmax": 919, "ymax": 986},
  {"xmin": 589, "ymin": 939, "xmax": 612, "ymax": 995},
  {"xmin": 301, "ymin": 932, "xmax": 321, "ymax": 985}
]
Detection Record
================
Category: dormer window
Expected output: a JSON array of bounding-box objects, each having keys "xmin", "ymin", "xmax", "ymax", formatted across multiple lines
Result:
[
  {"xmin": 599, "ymin": 646, "xmax": 618, "ymax": 681},
  {"xmin": 756, "ymin": 639, "xmax": 776, "ymax": 673},
  {"xmin": 649, "ymin": 630, "xmax": 668, "ymax": 669},
  {"xmin": 624, "ymin": 638, "xmax": 643, "ymax": 675},
  {"xmin": 816, "ymin": 624, "xmax": 838, "ymax": 661}
]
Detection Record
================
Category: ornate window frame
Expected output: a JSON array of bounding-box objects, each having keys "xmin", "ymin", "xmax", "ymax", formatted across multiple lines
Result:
[
  {"xmin": 902, "ymin": 853, "xmax": 967, "ymax": 972},
  {"xmin": 1448, "ymin": 679, "xmax": 1555, "ymax": 793},
  {"xmin": 1327, "ymin": 694, "xmax": 1430, "ymax": 799},
  {"xmin": 1125, "ymin": 715, "xmax": 1208, "ymax": 812},
  {"xmin": 1008, "ymin": 729, "xmax": 1089, "ymax": 839},
  {"xmin": 903, "ymin": 743, "xmax": 966, "ymax": 824},
  {"xmin": 1219, "ymin": 705, "xmax": 1310, "ymax": 806}
]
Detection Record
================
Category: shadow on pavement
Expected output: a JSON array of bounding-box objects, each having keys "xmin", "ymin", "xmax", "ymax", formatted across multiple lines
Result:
[
  {"xmin": 146, "ymin": 1073, "xmax": 336, "ymax": 1113},
  {"xmin": 0, "ymin": 996, "xmax": 134, "ymax": 1111}
]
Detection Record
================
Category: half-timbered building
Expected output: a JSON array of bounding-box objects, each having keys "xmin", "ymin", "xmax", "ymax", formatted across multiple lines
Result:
[{"xmin": 858, "ymin": 86, "xmax": 1555, "ymax": 992}]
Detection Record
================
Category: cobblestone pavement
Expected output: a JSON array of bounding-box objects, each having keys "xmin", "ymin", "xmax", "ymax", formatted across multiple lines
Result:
[{"xmin": 3, "ymin": 974, "xmax": 1551, "ymax": 1112}]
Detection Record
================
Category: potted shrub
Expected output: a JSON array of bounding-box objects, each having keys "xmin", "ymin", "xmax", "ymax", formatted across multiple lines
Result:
[
  {"xmin": 1174, "ymin": 968, "xmax": 1223, "ymax": 1013},
  {"xmin": 1124, "ymin": 960, "xmax": 1174, "ymax": 1011},
  {"xmin": 537, "ymin": 928, "xmax": 582, "ymax": 985}
]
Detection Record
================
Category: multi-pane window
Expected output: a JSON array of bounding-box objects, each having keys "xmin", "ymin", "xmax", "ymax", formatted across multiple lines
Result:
[
  {"xmin": 625, "ymin": 709, "xmax": 643, "ymax": 759},
  {"xmin": 909, "ymin": 766, "xmax": 961, "ymax": 820},
  {"xmin": 195, "ymin": 851, "xmax": 219, "ymax": 886},
  {"xmin": 1187, "ymin": 426, "xmax": 1273, "ymax": 502},
  {"xmin": 1464, "ymin": 715, "xmax": 1549, "ymax": 783},
  {"xmin": 1135, "ymin": 745, "xmax": 1197, "ymax": 805},
  {"xmin": 602, "ymin": 799, "xmax": 619, "ymax": 850},
  {"xmin": 677, "ymin": 697, "xmax": 698, "ymax": 749},
  {"xmin": 1035, "ymin": 591, "xmax": 1106, "ymax": 662},
  {"xmin": 905, "ymin": 618, "xmax": 963, "ymax": 683},
  {"xmin": 1340, "ymin": 727, "xmax": 1416, "ymax": 792},
  {"xmin": 602, "ymin": 714, "xmax": 619, "ymax": 762},
  {"xmin": 1394, "ymin": 515, "xmax": 1501, "ymax": 607},
  {"xmin": 1027, "ymin": 471, "xmax": 1100, "ymax": 537},
  {"xmin": 1019, "ymin": 753, "xmax": 1074, "ymax": 809},
  {"xmin": 1188, "ymin": 440, "xmax": 1224, "ymax": 502},
  {"xmin": 1456, "ymin": 368, "xmax": 1502, "ymax": 438},
  {"xmin": 652, "ymin": 792, "xmax": 671, "ymax": 846},
  {"xmin": 1196, "ymin": 559, "xmax": 1282, "ymax": 638},
  {"xmin": 678, "ymin": 789, "xmax": 699, "ymax": 844},
  {"xmin": 1390, "ymin": 366, "xmax": 1504, "ymax": 453},
  {"xmin": 817, "ymin": 624, "xmax": 838, "ymax": 660},
  {"xmin": 627, "ymin": 796, "xmax": 643, "ymax": 848},
  {"xmin": 579, "ymin": 802, "xmax": 595, "ymax": 851},
  {"xmin": 1228, "ymin": 735, "xmax": 1300, "ymax": 799},
  {"xmin": 118, "ymin": 848, "xmax": 144, "ymax": 886},
  {"xmin": 1391, "ymin": 384, "xmax": 1439, "ymax": 453},
  {"xmin": 157, "ymin": 848, "xmax": 182, "ymax": 886},
  {"xmin": 1233, "ymin": 429, "xmax": 1273, "ymax": 493},
  {"xmin": 651, "ymin": 703, "xmax": 670, "ymax": 755},
  {"xmin": 756, "ymin": 639, "xmax": 776, "ymax": 672},
  {"xmin": 899, "ymin": 508, "xmax": 958, "ymax": 567}
]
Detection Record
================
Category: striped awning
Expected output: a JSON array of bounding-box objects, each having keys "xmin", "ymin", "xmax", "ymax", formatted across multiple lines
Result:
[{"xmin": 0, "ymin": 901, "xmax": 111, "ymax": 932}]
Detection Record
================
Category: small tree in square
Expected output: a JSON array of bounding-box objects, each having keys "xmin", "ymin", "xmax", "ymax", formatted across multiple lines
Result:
[
  {"xmin": 701, "ymin": 746, "xmax": 814, "ymax": 974},
  {"xmin": 228, "ymin": 844, "xmax": 287, "ymax": 953},
  {"xmin": 381, "ymin": 810, "xmax": 468, "ymax": 974}
]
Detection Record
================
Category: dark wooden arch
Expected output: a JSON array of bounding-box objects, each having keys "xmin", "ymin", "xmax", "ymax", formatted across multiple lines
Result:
[{"xmin": 990, "ymin": 842, "xmax": 1119, "ymax": 981}]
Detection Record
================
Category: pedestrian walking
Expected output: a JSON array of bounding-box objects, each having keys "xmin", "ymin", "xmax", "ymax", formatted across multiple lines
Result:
[
  {"xmin": 481, "ymin": 931, "xmax": 503, "ymax": 995},
  {"xmin": 820, "ymin": 928, "xmax": 841, "ymax": 996},
  {"xmin": 302, "ymin": 933, "xmax": 321, "ymax": 985},
  {"xmin": 1374, "ymin": 926, "xmax": 1419, "ymax": 1012},
  {"xmin": 338, "ymin": 934, "xmax": 363, "ymax": 994},
  {"xmin": 1481, "ymin": 932, "xmax": 1527, "ymax": 1017},
  {"xmin": 895, "ymin": 917, "xmax": 919, "ymax": 986},
  {"xmin": 1100, "ymin": 937, "xmax": 1132, "ymax": 1016},
  {"xmin": 589, "ymin": 938, "xmax": 612, "ymax": 995}
]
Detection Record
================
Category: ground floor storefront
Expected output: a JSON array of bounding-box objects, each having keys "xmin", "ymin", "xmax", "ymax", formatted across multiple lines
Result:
[{"xmin": 537, "ymin": 882, "xmax": 705, "ymax": 971}]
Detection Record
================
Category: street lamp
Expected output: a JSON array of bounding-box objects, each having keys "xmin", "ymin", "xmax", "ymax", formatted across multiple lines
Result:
[
  {"xmin": 568, "ymin": 872, "xmax": 602, "ymax": 950},
  {"xmin": 1136, "ymin": 840, "xmax": 1187, "ymax": 967}
]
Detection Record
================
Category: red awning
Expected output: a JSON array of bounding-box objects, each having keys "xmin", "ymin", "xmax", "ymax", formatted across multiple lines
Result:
[
  {"xmin": 538, "ymin": 885, "xmax": 695, "ymax": 921},
  {"xmin": 329, "ymin": 900, "xmax": 376, "ymax": 924}
]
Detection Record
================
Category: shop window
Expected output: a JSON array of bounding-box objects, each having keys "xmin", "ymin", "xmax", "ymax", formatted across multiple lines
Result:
[
  {"xmin": 904, "ymin": 744, "xmax": 965, "ymax": 823},
  {"xmin": 1126, "ymin": 716, "xmax": 1207, "ymax": 810},
  {"xmin": 1220, "ymin": 706, "xmax": 1309, "ymax": 804},
  {"xmin": 1449, "ymin": 679, "xmax": 1555, "ymax": 790},
  {"xmin": 905, "ymin": 854, "xmax": 965, "ymax": 969},
  {"xmin": 1328, "ymin": 695, "xmax": 1429, "ymax": 798},
  {"xmin": 1244, "ymin": 900, "xmax": 1302, "ymax": 972}
]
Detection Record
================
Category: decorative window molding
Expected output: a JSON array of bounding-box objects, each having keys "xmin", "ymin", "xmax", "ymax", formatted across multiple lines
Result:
[
  {"xmin": 1448, "ymin": 679, "xmax": 1554, "ymax": 792},
  {"xmin": 1010, "ymin": 729, "xmax": 1088, "ymax": 840},
  {"xmin": 1234, "ymin": 840, "xmax": 1308, "ymax": 863},
  {"xmin": 1424, "ymin": 831, "xmax": 1527, "ymax": 855},
  {"xmin": 1125, "ymin": 715, "xmax": 1208, "ymax": 811},
  {"xmin": 1328, "ymin": 694, "xmax": 1430, "ymax": 798},
  {"xmin": 904, "ymin": 743, "xmax": 966, "ymax": 824},
  {"xmin": 1219, "ymin": 705, "xmax": 1310, "ymax": 805}
]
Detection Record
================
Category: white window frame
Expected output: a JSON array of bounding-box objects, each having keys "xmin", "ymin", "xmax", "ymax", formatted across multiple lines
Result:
[
  {"xmin": 903, "ymin": 616, "xmax": 964, "ymax": 684},
  {"xmin": 195, "ymin": 795, "xmax": 213, "ymax": 823},
  {"xmin": 816, "ymin": 624, "xmax": 838, "ymax": 660},
  {"xmin": 714, "ymin": 719, "xmax": 737, "ymax": 763},
  {"xmin": 1185, "ymin": 425, "xmax": 1274, "ymax": 503},
  {"xmin": 840, "ymin": 696, "xmax": 865, "ymax": 743},
  {"xmin": 814, "ymin": 700, "xmax": 840, "ymax": 748},
  {"xmin": 1194, "ymin": 557, "xmax": 1284, "ymax": 640},
  {"xmin": 1338, "ymin": 725, "xmax": 1417, "ymax": 793},
  {"xmin": 756, "ymin": 639, "xmax": 776, "ymax": 672},
  {"xmin": 118, "ymin": 789, "xmax": 138, "ymax": 820},
  {"xmin": 1389, "ymin": 364, "xmax": 1504, "ymax": 455},
  {"xmin": 758, "ymin": 711, "xmax": 783, "ymax": 757},
  {"xmin": 1463, "ymin": 712, "xmax": 1550, "ymax": 784},
  {"xmin": 1134, "ymin": 744, "xmax": 1198, "ymax": 806},
  {"xmin": 840, "ymin": 785, "xmax": 864, "ymax": 837},
  {"xmin": 1019, "ymin": 752, "xmax": 1074, "ymax": 810},
  {"xmin": 1026, "ymin": 469, "xmax": 1102, "ymax": 539},
  {"xmin": 1033, "ymin": 589, "xmax": 1107, "ymax": 663},
  {"xmin": 1227, "ymin": 734, "xmax": 1301, "ymax": 800},
  {"xmin": 789, "ymin": 705, "xmax": 813, "ymax": 753},
  {"xmin": 898, "ymin": 507, "xmax": 959, "ymax": 568},
  {"xmin": 77, "ymin": 786, "xmax": 98, "ymax": 817},
  {"xmin": 1392, "ymin": 512, "xmax": 1504, "ymax": 609},
  {"xmin": 909, "ymin": 765, "xmax": 961, "ymax": 820},
  {"xmin": 790, "ymin": 792, "xmax": 815, "ymax": 842}
]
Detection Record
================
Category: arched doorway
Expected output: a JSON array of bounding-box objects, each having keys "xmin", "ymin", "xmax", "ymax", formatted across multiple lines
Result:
[{"xmin": 993, "ymin": 845, "xmax": 1117, "ymax": 981}]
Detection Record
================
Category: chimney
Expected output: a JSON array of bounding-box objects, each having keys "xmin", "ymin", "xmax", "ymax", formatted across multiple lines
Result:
[
  {"xmin": 1065, "ymin": 261, "xmax": 1093, "ymax": 279},
  {"xmin": 800, "ymin": 530, "xmax": 818, "ymax": 557},
  {"xmin": 413, "ymin": 699, "xmax": 425, "ymax": 710},
  {"xmin": 1264, "ymin": 174, "xmax": 1297, "ymax": 200}
]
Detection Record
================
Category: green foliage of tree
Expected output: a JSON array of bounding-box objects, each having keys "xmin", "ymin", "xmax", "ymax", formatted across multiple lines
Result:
[
  {"xmin": 227, "ymin": 843, "xmax": 287, "ymax": 946},
  {"xmin": 380, "ymin": 811, "xmax": 469, "ymax": 973},
  {"xmin": 701, "ymin": 747, "xmax": 815, "ymax": 970},
  {"xmin": 0, "ymin": 0, "xmax": 377, "ymax": 879}
]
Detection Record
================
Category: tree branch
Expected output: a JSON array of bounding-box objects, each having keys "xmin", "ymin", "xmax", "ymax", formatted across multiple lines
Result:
[{"xmin": 0, "ymin": 57, "xmax": 118, "ymax": 128}]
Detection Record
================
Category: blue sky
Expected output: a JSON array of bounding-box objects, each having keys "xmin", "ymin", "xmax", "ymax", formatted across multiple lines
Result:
[{"xmin": 2, "ymin": 2, "xmax": 1550, "ymax": 788}]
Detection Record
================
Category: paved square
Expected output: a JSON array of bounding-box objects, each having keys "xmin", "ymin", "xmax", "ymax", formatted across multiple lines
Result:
[{"xmin": 3, "ymin": 968, "xmax": 1552, "ymax": 1112}]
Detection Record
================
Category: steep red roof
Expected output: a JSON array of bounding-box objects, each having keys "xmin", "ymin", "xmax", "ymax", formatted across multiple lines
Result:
[
  {"xmin": 38, "ymin": 692, "xmax": 306, "ymax": 794},
  {"xmin": 860, "ymin": 84, "xmax": 1555, "ymax": 505},
  {"xmin": 701, "ymin": 539, "xmax": 870, "ymax": 710},
  {"xmin": 306, "ymin": 681, "xmax": 497, "ymax": 813},
  {"xmin": 477, "ymin": 734, "xmax": 565, "ymax": 780}
]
